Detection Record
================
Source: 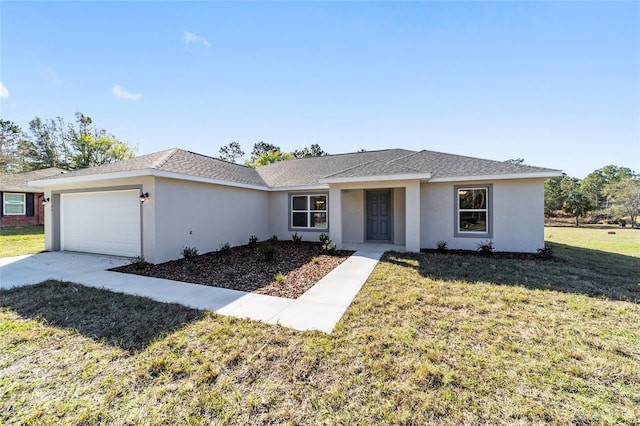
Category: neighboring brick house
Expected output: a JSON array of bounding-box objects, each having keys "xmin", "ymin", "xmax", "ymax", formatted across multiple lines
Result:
[{"xmin": 0, "ymin": 168, "xmax": 65, "ymax": 227}]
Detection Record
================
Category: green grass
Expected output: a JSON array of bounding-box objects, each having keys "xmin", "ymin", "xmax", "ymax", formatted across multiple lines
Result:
[
  {"xmin": 0, "ymin": 225, "xmax": 45, "ymax": 258},
  {"xmin": 1, "ymin": 228, "xmax": 639, "ymax": 424},
  {"xmin": 545, "ymin": 225, "xmax": 640, "ymax": 257}
]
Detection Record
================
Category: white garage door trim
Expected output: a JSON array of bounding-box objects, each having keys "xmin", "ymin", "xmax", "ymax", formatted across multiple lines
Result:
[{"xmin": 61, "ymin": 189, "xmax": 141, "ymax": 257}]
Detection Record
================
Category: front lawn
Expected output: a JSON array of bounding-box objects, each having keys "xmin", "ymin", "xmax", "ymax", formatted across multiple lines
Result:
[
  {"xmin": 0, "ymin": 228, "xmax": 638, "ymax": 424},
  {"xmin": 0, "ymin": 225, "xmax": 44, "ymax": 258}
]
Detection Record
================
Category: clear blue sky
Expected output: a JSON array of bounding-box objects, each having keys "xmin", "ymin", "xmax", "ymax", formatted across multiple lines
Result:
[{"xmin": 1, "ymin": 1, "xmax": 638, "ymax": 178}]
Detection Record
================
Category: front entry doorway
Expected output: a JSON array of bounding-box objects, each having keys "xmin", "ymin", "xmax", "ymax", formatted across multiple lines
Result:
[{"xmin": 366, "ymin": 190, "xmax": 392, "ymax": 241}]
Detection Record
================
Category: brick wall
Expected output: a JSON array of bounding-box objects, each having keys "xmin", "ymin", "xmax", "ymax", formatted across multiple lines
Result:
[{"xmin": 0, "ymin": 192, "xmax": 45, "ymax": 227}]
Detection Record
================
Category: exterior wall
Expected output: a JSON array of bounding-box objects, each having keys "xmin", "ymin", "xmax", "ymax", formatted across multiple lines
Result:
[
  {"xmin": 154, "ymin": 178, "xmax": 269, "ymax": 263},
  {"xmin": 342, "ymin": 189, "xmax": 364, "ymax": 243},
  {"xmin": 0, "ymin": 192, "xmax": 45, "ymax": 227},
  {"xmin": 268, "ymin": 190, "xmax": 329, "ymax": 242},
  {"xmin": 393, "ymin": 187, "xmax": 406, "ymax": 245},
  {"xmin": 420, "ymin": 179, "xmax": 545, "ymax": 253}
]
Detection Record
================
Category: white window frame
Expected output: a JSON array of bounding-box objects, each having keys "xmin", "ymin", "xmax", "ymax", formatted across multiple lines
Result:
[
  {"xmin": 290, "ymin": 193, "xmax": 328, "ymax": 230},
  {"xmin": 454, "ymin": 185, "xmax": 493, "ymax": 238},
  {"xmin": 3, "ymin": 192, "xmax": 26, "ymax": 216}
]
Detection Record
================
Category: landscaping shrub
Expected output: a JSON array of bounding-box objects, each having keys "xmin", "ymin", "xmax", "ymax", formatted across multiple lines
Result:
[
  {"xmin": 269, "ymin": 235, "xmax": 279, "ymax": 242},
  {"xmin": 274, "ymin": 273, "xmax": 285, "ymax": 283},
  {"xmin": 322, "ymin": 238, "xmax": 337, "ymax": 254},
  {"xmin": 218, "ymin": 242, "xmax": 232, "ymax": 255},
  {"xmin": 248, "ymin": 235, "xmax": 259, "ymax": 246},
  {"xmin": 131, "ymin": 255, "xmax": 148, "ymax": 270},
  {"xmin": 476, "ymin": 240, "xmax": 494, "ymax": 255},
  {"xmin": 537, "ymin": 245, "xmax": 554, "ymax": 258},
  {"xmin": 319, "ymin": 233, "xmax": 330, "ymax": 244},
  {"xmin": 180, "ymin": 246, "xmax": 199, "ymax": 262},
  {"xmin": 436, "ymin": 241, "xmax": 448, "ymax": 252},
  {"xmin": 291, "ymin": 232, "xmax": 303, "ymax": 243}
]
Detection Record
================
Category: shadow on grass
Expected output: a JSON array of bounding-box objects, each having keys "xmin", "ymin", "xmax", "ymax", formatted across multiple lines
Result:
[
  {"xmin": 0, "ymin": 280, "xmax": 205, "ymax": 353},
  {"xmin": 383, "ymin": 242, "xmax": 640, "ymax": 303},
  {"xmin": 0, "ymin": 225, "xmax": 44, "ymax": 236}
]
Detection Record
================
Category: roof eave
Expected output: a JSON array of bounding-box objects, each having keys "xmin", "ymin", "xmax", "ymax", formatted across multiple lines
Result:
[
  {"xmin": 428, "ymin": 170, "xmax": 563, "ymax": 183},
  {"xmin": 319, "ymin": 172, "xmax": 432, "ymax": 184},
  {"xmin": 30, "ymin": 169, "xmax": 270, "ymax": 191}
]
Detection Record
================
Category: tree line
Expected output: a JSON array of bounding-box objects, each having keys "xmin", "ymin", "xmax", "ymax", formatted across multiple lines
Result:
[
  {"xmin": 544, "ymin": 165, "xmax": 640, "ymax": 226},
  {"xmin": 218, "ymin": 141, "xmax": 328, "ymax": 167},
  {"xmin": 0, "ymin": 113, "xmax": 136, "ymax": 172}
]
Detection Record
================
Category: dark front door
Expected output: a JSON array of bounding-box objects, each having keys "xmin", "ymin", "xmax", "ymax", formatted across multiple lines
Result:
[{"xmin": 366, "ymin": 190, "xmax": 392, "ymax": 241}]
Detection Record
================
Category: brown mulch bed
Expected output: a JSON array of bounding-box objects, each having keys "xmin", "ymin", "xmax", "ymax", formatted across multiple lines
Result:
[{"xmin": 111, "ymin": 241, "xmax": 354, "ymax": 299}]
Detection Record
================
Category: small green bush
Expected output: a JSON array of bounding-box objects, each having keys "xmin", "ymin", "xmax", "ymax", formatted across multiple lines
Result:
[
  {"xmin": 218, "ymin": 242, "xmax": 232, "ymax": 255},
  {"xmin": 274, "ymin": 273, "xmax": 285, "ymax": 283},
  {"xmin": 180, "ymin": 246, "xmax": 199, "ymax": 262},
  {"xmin": 269, "ymin": 235, "xmax": 279, "ymax": 242},
  {"xmin": 537, "ymin": 245, "xmax": 554, "ymax": 258},
  {"xmin": 292, "ymin": 232, "xmax": 303, "ymax": 243},
  {"xmin": 248, "ymin": 235, "xmax": 259, "ymax": 246},
  {"xmin": 477, "ymin": 240, "xmax": 494, "ymax": 254},
  {"xmin": 319, "ymin": 233, "xmax": 330, "ymax": 244},
  {"xmin": 322, "ymin": 238, "xmax": 337, "ymax": 255},
  {"xmin": 131, "ymin": 255, "xmax": 148, "ymax": 270},
  {"xmin": 436, "ymin": 241, "xmax": 448, "ymax": 252},
  {"xmin": 311, "ymin": 256, "xmax": 319, "ymax": 264}
]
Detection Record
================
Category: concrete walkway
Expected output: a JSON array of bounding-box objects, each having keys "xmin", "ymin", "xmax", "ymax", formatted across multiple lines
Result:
[{"xmin": 0, "ymin": 250, "xmax": 383, "ymax": 333}]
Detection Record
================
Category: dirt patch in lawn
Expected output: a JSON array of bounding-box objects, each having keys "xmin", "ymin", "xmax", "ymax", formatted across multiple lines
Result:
[{"xmin": 112, "ymin": 241, "xmax": 354, "ymax": 299}]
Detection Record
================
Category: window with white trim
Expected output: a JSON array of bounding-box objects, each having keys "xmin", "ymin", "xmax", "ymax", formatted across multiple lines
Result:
[
  {"xmin": 3, "ymin": 193, "xmax": 26, "ymax": 215},
  {"xmin": 455, "ymin": 186, "xmax": 492, "ymax": 236},
  {"xmin": 290, "ymin": 194, "xmax": 327, "ymax": 229}
]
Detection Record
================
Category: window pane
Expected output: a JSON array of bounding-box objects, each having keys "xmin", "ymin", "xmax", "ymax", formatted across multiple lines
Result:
[
  {"xmin": 292, "ymin": 212, "xmax": 308, "ymax": 227},
  {"xmin": 459, "ymin": 212, "xmax": 487, "ymax": 232},
  {"xmin": 292, "ymin": 196, "xmax": 307, "ymax": 211},
  {"xmin": 459, "ymin": 189, "xmax": 486, "ymax": 210},
  {"xmin": 5, "ymin": 194, "xmax": 24, "ymax": 203},
  {"xmin": 4, "ymin": 204, "xmax": 25, "ymax": 214},
  {"xmin": 311, "ymin": 212, "xmax": 327, "ymax": 228},
  {"xmin": 310, "ymin": 195, "xmax": 326, "ymax": 211}
]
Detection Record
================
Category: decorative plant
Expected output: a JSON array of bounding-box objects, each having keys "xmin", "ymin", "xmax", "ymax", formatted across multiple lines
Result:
[
  {"xmin": 248, "ymin": 235, "xmax": 259, "ymax": 246},
  {"xmin": 291, "ymin": 232, "xmax": 303, "ymax": 243},
  {"xmin": 537, "ymin": 245, "xmax": 554, "ymax": 258},
  {"xmin": 180, "ymin": 246, "xmax": 199, "ymax": 262},
  {"xmin": 274, "ymin": 273, "xmax": 285, "ymax": 283},
  {"xmin": 322, "ymin": 238, "xmax": 337, "ymax": 254},
  {"xmin": 218, "ymin": 242, "xmax": 232, "ymax": 255},
  {"xmin": 269, "ymin": 234, "xmax": 279, "ymax": 242},
  {"xmin": 131, "ymin": 255, "xmax": 148, "ymax": 270},
  {"xmin": 319, "ymin": 233, "xmax": 330, "ymax": 244},
  {"xmin": 476, "ymin": 240, "xmax": 494, "ymax": 254},
  {"xmin": 436, "ymin": 241, "xmax": 448, "ymax": 252},
  {"xmin": 311, "ymin": 256, "xmax": 319, "ymax": 264}
]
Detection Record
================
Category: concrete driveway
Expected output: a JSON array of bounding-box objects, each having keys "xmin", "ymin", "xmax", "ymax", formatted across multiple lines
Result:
[{"xmin": 0, "ymin": 251, "xmax": 382, "ymax": 333}]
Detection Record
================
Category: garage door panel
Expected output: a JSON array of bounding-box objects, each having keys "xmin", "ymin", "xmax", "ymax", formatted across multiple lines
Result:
[{"xmin": 61, "ymin": 190, "xmax": 141, "ymax": 257}]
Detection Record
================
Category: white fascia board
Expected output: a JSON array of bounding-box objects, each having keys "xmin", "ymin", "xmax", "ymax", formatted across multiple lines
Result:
[
  {"xmin": 30, "ymin": 169, "xmax": 270, "ymax": 192},
  {"xmin": 268, "ymin": 184, "xmax": 330, "ymax": 192},
  {"xmin": 428, "ymin": 171, "xmax": 563, "ymax": 183},
  {"xmin": 319, "ymin": 172, "xmax": 431, "ymax": 184}
]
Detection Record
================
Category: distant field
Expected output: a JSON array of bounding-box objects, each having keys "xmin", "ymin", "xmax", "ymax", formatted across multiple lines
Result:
[
  {"xmin": 545, "ymin": 225, "xmax": 640, "ymax": 257},
  {"xmin": 0, "ymin": 226, "xmax": 44, "ymax": 258}
]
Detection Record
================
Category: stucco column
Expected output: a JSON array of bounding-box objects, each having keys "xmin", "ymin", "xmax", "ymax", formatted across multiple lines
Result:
[
  {"xmin": 329, "ymin": 186, "xmax": 342, "ymax": 249},
  {"xmin": 405, "ymin": 182, "xmax": 421, "ymax": 252}
]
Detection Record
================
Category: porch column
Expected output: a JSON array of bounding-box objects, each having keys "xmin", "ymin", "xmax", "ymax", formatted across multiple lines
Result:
[
  {"xmin": 405, "ymin": 181, "xmax": 421, "ymax": 252},
  {"xmin": 329, "ymin": 186, "xmax": 342, "ymax": 249}
]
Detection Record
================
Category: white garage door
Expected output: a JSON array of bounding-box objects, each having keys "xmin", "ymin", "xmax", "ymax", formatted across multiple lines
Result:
[{"xmin": 61, "ymin": 189, "xmax": 141, "ymax": 257}]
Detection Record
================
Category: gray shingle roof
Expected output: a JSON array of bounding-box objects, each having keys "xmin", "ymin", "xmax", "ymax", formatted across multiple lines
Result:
[
  {"xmin": 321, "ymin": 159, "xmax": 425, "ymax": 179},
  {"xmin": 393, "ymin": 150, "xmax": 560, "ymax": 179},
  {"xmin": 31, "ymin": 147, "xmax": 561, "ymax": 189},
  {"xmin": 36, "ymin": 149, "xmax": 268, "ymax": 188},
  {"xmin": 255, "ymin": 149, "xmax": 415, "ymax": 187},
  {"xmin": 1, "ymin": 168, "xmax": 66, "ymax": 192}
]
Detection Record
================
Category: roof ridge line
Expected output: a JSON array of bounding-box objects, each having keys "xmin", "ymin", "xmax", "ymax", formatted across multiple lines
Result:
[
  {"xmin": 321, "ymin": 159, "xmax": 378, "ymax": 179},
  {"xmin": 153, "ymin": 148, "xmax": 181, "ymax": 169}
]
